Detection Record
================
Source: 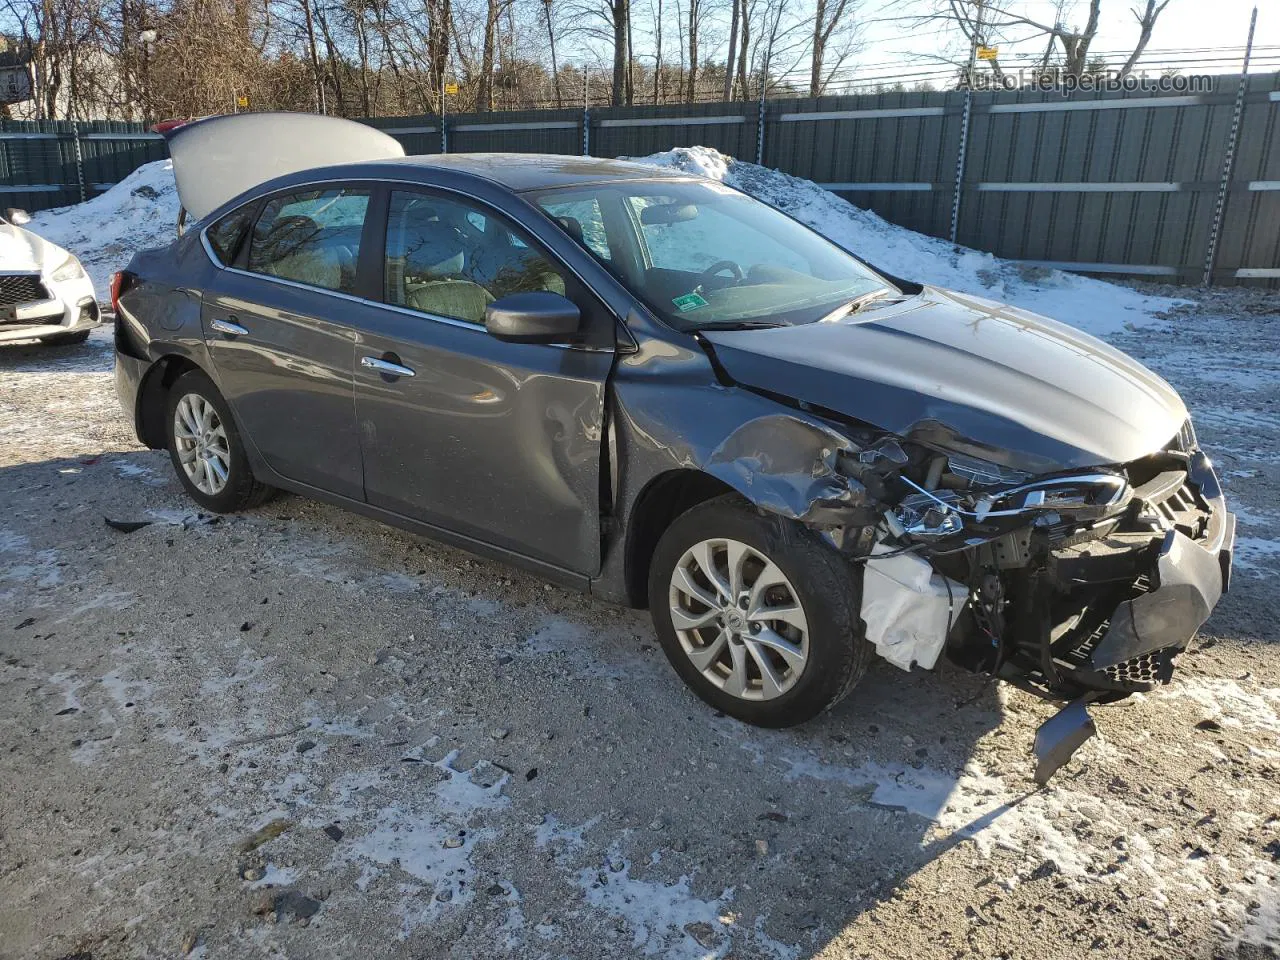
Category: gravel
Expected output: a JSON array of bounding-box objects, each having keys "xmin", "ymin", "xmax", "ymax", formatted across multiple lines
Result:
[{"xmin": 1, "ymin": 285, "xmax": 1278, "ymax": 959}]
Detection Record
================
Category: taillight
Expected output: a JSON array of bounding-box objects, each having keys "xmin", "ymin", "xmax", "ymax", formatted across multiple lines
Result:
[{"xmin": 110, "ymin": 270, "xmax": 136, "ymax": 314}]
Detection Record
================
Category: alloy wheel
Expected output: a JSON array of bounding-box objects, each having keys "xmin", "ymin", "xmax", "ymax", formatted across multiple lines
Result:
[
  {"xmin": 173, "ymin": 392, "xmax": 231, "ymax": 495},
  {"xmin": 668, "ymin": 538, "xmax": 809, "ymax": 701}
]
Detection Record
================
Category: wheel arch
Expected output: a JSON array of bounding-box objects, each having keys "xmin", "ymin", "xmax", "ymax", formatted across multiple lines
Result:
[
  {"xmin": 135, "ymin": 354, "xmax": 206, "ymax": 449},
  {"xmin": 622, "ymin": 469, "xmax": 737, "ymax": 608}
]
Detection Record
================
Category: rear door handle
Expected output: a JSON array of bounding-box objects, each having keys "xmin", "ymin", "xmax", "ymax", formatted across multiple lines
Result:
[
  {"xmin": 361, "ymin": 356, "xmax": 415, "ymax": 378},
  {"xmin": 210, "ymin": 318, "xmax": 249, "ymax": 336}
]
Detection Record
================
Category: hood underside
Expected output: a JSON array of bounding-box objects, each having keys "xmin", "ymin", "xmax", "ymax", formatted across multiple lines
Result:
[{"xmin": 700, "ymin": 286, "xmax": 1187, "ymax": 473}]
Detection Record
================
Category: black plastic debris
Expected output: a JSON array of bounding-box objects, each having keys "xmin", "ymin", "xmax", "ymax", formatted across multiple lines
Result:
[
  {"xmin": 104, "ymin": 517, "xmax": 152, "ymax": 533},
  {"xmin": 322, "ymin": 824, "xmax": 344, "ymax": 842}
]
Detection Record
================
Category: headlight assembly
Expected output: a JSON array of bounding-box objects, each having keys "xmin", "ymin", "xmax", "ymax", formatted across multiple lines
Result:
[
  {"xmin": 974, "ymin": 473, "xmax": 1130, "ymax": 521},
  {"xmin": 51, "ymin": 254, "xmax": 86, "ymax": 282},
  {"xmin": 943, "ymin": 451, "xmax": 1031, "ymax": 487}
]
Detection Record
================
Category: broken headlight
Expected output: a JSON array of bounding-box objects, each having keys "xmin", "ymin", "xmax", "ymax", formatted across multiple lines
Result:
[
  {"xmin": 942, "ymin": 451, "xmax": 1031, "ymax": 488},
  {"xmin": 890, "ymin": 490, "xmax": 965, "ymax": 540},
  {"xmin": 889, "ymin": 469, "xmax": 1131, "ymax": 543},
  {"xmin": 974, "ymin": 472, "xmax": 1130, "ymax": 521}
]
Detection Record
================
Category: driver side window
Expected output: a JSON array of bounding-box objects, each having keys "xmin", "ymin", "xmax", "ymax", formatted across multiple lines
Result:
[{"xmin": 384, "ymin": 191, "xmax": 567, "ymax": 326}]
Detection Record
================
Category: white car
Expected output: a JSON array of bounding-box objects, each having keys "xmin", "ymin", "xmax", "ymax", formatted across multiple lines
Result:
[{"xmin": 0, "ymin": 210, "xmax": 98, "ymax": 345}]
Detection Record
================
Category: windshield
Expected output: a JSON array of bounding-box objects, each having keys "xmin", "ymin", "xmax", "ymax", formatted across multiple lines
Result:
[{"xmin": 530, "ymin": 179, "xmax": 892, "ymax": 330}]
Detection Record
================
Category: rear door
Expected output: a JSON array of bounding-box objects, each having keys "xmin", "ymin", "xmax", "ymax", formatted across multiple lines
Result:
[
  {"xmin": 351, "ymin": 187, "xmax": 615, "ymax": 575},
  {"xmin": 201, "ymin": 184, "xmax": 381, "ymax": 500}
]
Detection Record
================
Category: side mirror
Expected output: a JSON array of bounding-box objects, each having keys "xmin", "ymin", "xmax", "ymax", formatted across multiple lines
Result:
[
  {"xmin": 485, "ymin": 291, "xmax": 581, "ymax": 343},
  {"xmin": 6, "ymin": 208, "xmax": 31, "ymax": 226}
]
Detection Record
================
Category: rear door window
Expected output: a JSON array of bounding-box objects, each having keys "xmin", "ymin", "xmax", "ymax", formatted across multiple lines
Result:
[{"xmin": 248, "ymin": 188, "xmax": 371, "ymax": 294}]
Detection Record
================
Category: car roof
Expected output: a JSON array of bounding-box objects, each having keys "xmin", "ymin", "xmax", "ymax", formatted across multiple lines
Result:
[{"xmin": 372, "ymin": 153, "xmax": 699, "ymax": 193}]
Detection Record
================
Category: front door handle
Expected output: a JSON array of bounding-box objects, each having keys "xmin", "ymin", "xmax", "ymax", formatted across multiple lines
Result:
[
  {"xmin": 210, "ymin": 318, "xmax": 249, "ymax": 337},
  {"xmin": 361, "ymin": 356, "xmax": 416, "ymax": 378}
]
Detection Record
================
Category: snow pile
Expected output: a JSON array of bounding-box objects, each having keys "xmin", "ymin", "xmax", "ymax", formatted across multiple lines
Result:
[
  {"xmin": 25, "ymin": 149, "xmax": 1182, "ymax": 337},
  {"xmin": 29, "ymin": 159, "xmax": 180, "ymax": 292},
  {"xmin": 633, "ymin": 146, "xmax": 1184, "ymax": 336}
]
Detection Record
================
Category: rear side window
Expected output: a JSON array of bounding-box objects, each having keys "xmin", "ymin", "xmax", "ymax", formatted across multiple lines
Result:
[
  {"xmin": 205, "ymin": 207, "xmax": 252, "ymax": 265},
  {"xmin": 248, "ymin": 188, "xmax": 371, "ymax": 294}
]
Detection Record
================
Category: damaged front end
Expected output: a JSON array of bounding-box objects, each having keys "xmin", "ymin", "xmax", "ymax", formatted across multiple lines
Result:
[{"xmin": 818, "ymin": 420, "xmax": 1235, "ymax": 783}]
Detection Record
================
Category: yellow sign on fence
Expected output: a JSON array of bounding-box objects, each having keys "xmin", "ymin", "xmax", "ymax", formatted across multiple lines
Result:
[
  {"xmin": 977, "ymin": 46, "xmax": 999, "ymax": 61},
  {"xmin": 236, "ymin": 95, "xmax": 249, "ymax": 108},
  {"xmin": 444, "ymin": 82, "xmax": 459, "ymax": 95}
]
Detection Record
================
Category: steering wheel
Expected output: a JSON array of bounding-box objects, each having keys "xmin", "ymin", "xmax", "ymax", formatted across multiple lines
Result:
[{"xmin": 699, "ymin": 260, "xmax": 744, "ymax": 285}]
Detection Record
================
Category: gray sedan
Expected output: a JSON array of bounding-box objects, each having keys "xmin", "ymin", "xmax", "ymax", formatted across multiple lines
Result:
[{"xmin": 112, "ymin": 113, "xmax": 1233, "ymax": 781}]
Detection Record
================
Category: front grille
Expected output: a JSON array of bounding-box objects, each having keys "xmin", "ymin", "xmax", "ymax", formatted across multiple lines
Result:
[
  {"xmin": 1132, "ymin": 469, "xmax": 1211, "ymax": 541},
  {"xmin": 0, "ymin": 273, "xmax": 48, "ymax": 307},
  {"xmin": 1103, "ymin": 648, "xmax": 1176, "ymax": 686}
]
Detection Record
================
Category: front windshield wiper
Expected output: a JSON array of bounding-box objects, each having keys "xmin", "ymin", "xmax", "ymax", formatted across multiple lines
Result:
[
  {"xmin": 691, "ymin": 320, "xmax": 788, "ymax": 331},
  {"xmin": 820, "ymin": 287, "xmax": 896, "ymax": 322}
]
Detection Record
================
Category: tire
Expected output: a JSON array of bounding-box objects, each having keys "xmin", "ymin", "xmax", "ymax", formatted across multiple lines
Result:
[
  {"xmin": 164, "ymin": 369, "xmax": 274, "ymax": 513},
  {"xmin": 41, "ymin": 329, "xmax": 90, "ymax": 346},
  {"xmin": 647, "ymin": 494, "xmax": 872, "ymax": 728}
]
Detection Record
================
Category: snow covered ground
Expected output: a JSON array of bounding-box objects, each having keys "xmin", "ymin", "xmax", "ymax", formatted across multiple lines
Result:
[{"xmin": 29, "ymin": 147, "xmax": 1182, "ymax": 338}]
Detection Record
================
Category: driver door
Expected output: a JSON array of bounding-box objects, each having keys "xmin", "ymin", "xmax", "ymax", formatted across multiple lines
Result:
[{"xmin": 351, "ymin": 188, "xmax": 615, "ymax": 576}]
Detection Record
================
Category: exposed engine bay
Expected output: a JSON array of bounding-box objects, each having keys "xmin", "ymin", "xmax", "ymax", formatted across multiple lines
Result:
[{"xmin": 803, "ymin": 418, "xmax": 1235, "ymax": 782}]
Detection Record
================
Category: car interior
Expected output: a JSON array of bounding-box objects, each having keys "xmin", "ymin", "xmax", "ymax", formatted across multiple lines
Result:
[{"xmin": 385, "ymin": 194, "xmax": 566, "ymax": 325}]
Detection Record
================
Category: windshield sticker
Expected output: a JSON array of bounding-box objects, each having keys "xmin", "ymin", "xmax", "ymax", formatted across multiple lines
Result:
[{"xmin": 672, "ymin": 292, "xmax": 709, "ymax": 312}]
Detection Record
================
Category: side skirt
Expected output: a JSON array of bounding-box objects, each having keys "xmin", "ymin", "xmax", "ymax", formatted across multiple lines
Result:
[{"xmin": 249, "ymin": 466, "xmax": 594, "ymax": 595}]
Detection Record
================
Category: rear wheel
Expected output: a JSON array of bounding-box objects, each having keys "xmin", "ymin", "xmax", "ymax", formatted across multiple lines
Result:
[
  {"xmin": 647, "ymin": 494, "xmax": 871, "ymax": 727},
  {"xmin": 165, "ymin": 369, "xmax": 274, "ymax": 513},
  {"xmin": 41, "ymin": 329, "xmax": 90, "ymax": 346}
]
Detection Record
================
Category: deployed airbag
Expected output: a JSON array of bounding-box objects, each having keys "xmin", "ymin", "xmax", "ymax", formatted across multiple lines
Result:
[{"xmin": 861, "ymin": 545, "xmax": 965, "ymax": 671}]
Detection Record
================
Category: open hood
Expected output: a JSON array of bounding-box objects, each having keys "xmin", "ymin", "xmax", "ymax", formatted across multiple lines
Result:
[
  {"xmin": 700, "ymin": 286, "xmax": 1188, "ymax": 473},
  {"xmin": 164, "ymin": 112, "xmax": 405, "ymax": 221}
]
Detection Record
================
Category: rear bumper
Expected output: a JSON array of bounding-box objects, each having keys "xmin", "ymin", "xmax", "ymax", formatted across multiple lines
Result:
[{"xmin": 114, "ymin": 346, "xmax": 150, "ymax": 443}]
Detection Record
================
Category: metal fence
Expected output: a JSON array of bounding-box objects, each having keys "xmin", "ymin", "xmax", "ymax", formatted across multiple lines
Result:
[{"xmin": 3, "ymin": 74, "xmax": 1278, "ymax": 286}]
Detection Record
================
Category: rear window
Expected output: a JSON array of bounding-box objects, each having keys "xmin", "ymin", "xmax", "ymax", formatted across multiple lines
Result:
[{"xmin": 205, "ymin": 208, "xmax": 253, "ymax": 265}]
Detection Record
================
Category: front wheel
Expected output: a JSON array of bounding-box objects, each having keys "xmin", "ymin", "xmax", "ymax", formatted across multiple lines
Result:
[
  {"xmin": 647, "ymin": 495, "xmax": 872, "ymax": 727},
  {"xmin": 165, "ymin": 369, "xmax": 274, "ymax": 513}
]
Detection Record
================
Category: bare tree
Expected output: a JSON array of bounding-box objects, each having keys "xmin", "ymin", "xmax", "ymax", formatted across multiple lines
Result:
[
  {"xmin": 684, "ymin": 0, "xmax": 697, "ymax": 99},
  {"xmin": 722, "ymin": 0, "xmax": 739, "ymax": 99},
  {"xmin": 610, "ymin": 0, "xmax": 627, "ymax": 104},
  {"xmin": 650, "ymin": 0, "xmax": 661, "ymax": 102},
  {"xmin": 1117, "ymin": 0, "xmax": 1172, "ymax": 78},
  {"xmin": 810, "ymin": 0, "xmax": 858, "ymax": 96},
  {"xmin": 908, "ymin": 0, "xmax": 1175, "ymax": 82},
  {"xmin": 541, "ymin": 0, "xmax": 561, "ymax": 105}
]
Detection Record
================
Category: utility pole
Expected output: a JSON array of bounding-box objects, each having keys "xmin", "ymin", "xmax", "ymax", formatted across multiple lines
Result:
[
  {"xmin": 755, "ymin": 49, "xmax": 769, "ymax": 165},
  {"xmin": 949, "ymin": 0, "xmax": 984, "ymax": 244},
  {"xmin": 1202, "ymin": 5, "xmax": 1258, "ymax": 286}
]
